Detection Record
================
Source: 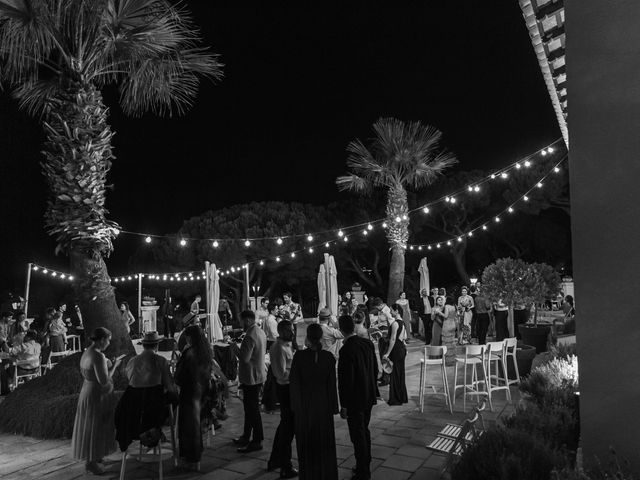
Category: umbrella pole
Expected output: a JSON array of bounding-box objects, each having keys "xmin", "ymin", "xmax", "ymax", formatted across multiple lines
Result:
[
  {"xmin": 24, "ymin": 263, "xmax": 32, "ymax": 317},
  {"xmin": 244, "ymin": 265, "xmax": 251, "ymax": 310},
  {"xmin": 137, "ymin": 274, "xmax": 143, "ymax": 335}
]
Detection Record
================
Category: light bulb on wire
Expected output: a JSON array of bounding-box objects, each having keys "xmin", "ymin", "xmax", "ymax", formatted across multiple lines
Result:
[
  {"xmin": 276, "ymin": 256, "xmax": 281, "ymax": 262},
  {"xmin": 179, "ymin": 239, "xmax": 186, "ymax": 247},
  {"xmin": 244, "ymin": 239, "xmax": 251, "ymax": 247},
  {"xmin": 394, "ymin": 216, "xmax": 401, "ymax": 223},
  {"xmin": 523, "ymin": 195, "xmax": 529, "ymax": 202},
  {"xmin": 291, "ymin": 252, "xmax": 296, "ymax": 258},
  {"xmin": 276, "ymin": 237, "xmax": 283, "ymax": 245},
  {"xmin": 524, "ymin": 160, "xmax": 531, "ymax": 167},
  {"xmin": 307, "ymin": 234, "xmax": 313, "ymax": 242},
  {"xmin": 423, "ymin": 206, "xmax": 430, "ymax": 214},
  {"xmin": 145, "ymin": 236, "xmax": 152, "ymax": 244},
  {"xmin": 554, "ymin": 167, "xmax": 560, "ymax": 173},
  {"xmin": 212, "ymin": 240, "xmax": 219, "ymax": 248},
  {"xmin": 367, "ymin": 224, "xmax": 373, "ymax": 230},
  {"xmin": 338, "ymin": 230, "xmax": 344, "ymax": 237},
  {"xmin": 537, "ymin": 182, "xmax": 543, "ymax": 188}
]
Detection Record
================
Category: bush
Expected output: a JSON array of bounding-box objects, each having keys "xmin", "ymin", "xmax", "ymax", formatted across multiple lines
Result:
[
  {"xmin": 503, "ymin": 402, "xmax": 579, "ymax": 454},
  {"xmin": 552, "ymin": 448, "xmax": 636, "ymax": 480},
  {"xmin": 520, "ymin": 355, "xmax": 578, "ymax": 408},
  {"xmin": 0, "ymin": 352, "xmax": 129, "ymax": 439},
  {"xmin": 452, "ymin": 427, "xmax": 566, "ymax": 480}
]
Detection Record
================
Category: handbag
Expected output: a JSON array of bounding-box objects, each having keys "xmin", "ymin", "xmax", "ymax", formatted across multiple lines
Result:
[{"xmin": 381, "ymin": 357, "xmax": 394, "ymax": 375}]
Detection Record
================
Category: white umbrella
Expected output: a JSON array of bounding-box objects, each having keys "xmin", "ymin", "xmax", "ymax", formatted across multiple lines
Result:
[
  {"xmin": 418, "ymin": 257, "xmax": 431, "ymax": 314},
  {"xmin": 206, "ymin": 261, "xmax": 224, "ymax": 342},
  {"xmin": 327, "ymin": 254, "xmax": 339, "ymax": 319},
  {"xmin": 317, "ymin": 263, "xmax": 327, "ymax": 312}
]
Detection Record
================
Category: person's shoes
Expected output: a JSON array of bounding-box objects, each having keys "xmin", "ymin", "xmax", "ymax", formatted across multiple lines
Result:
[
  {"xmin": 85, "ymin": 462, "xmax": 105, "ymax": 475},
  {"xmin": 232, "ymin": 436, "xmax": 249, "ymax": 446},
  {"xmin": 280, "ymin": 467, "xmax": 298, "ymax": 478},
  {"xmin": 237, "ymin": 442, "xmax": 263, "ymax": 453},
  {"xmin": 267, "ymin": 461, "xmax": 281, "ymax": 471}
]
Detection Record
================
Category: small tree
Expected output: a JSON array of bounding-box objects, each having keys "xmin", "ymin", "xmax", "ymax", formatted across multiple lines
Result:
[{"xmin": 481, "ymin": 258, "xmax": 560, "ymax": 326}]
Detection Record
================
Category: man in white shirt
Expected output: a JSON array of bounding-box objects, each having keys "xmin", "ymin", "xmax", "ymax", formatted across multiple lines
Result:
[
  {"xmin": 256, "ymin": 297, "xmax": 269, "ymax": 328},
  {"xmin": 318, "ymin": 308, "xmax": 343, "ymax": 358},
  {"xmin": 263, "ymin": 303, "xmax": 279, "ymax": 350}
]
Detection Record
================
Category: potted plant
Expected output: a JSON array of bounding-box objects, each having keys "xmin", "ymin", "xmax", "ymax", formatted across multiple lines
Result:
[{"xmin": 481, "ymin": 258, "xmax": 561, "ymax": 354}]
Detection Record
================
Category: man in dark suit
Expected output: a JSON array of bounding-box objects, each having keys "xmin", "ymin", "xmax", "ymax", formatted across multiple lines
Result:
[{"xmin": 337, "ymin": 315, "xmax": 379, "ymax": 480}]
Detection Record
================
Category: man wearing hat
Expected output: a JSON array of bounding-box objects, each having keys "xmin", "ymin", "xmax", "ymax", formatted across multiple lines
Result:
[
  {"xmin": 318, "ymin": 308, "xmax": 343, "ymax": 359},
  {"xmin": 126, "ymin": 331, "xmax": 176, "ymax": 393}
]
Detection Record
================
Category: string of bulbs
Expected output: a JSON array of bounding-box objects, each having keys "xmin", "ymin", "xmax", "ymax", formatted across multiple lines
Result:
[{"xmin": 118, "ymin": 138, "xmax": 565, "ymax": 247}]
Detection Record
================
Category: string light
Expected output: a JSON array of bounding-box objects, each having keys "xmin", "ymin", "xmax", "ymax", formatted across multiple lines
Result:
[
  {"xmin": 450, "ymin": 197, "xmax": 457, "ymax": 204},
  {"xmin": 402, "ymin": 214, "xmax": 408, "ymax": 220},
  {"xmin": 291, "ymin": 252, "xmax": 296, "ymax": 258},
  {"xmin": 213, "ymin": 240, "xmax": 219, "ymax": 248},
  {"xmin": 277, "ymin": 238, "xmax": 283, "ymax": 245},
  {"xmin": 145, "ymin": 236, "xmax": 152, "ymax": 243},
  {"xmin": 179, "ymin": 239, "xmax": 186, "ymax": 247},
  {"xmin": 52, "ymin": 272, "xmax": 57, "ymax": 277},
  {"xmin": 343, "ymin": 236, "xmax": 349, "ymax": 242},
  {"xmin": 474, "ymin": 186, "xmax": 480, "ymax": 192},
  {"xmin": 367, "ymin": 224, "xmax": 373, "ymax": 230},
  {"xmin": 547, "ymin": 147, "xmax": 555, "ymax": 153},
  {"xmin": 338, "ymin": 230, "xmax": 344, "ymax": 237},
  {"xmin": 482, "ymin": 225, "xmax": 488, "ymax": 230},
  {"xmin": 541, "ymin": 150, "xmax": 547, "ymax": 156},
  {"xmin": 515, "ymin": 163, "xmax": 521, "ymax": 169},
  {"xmin": 363, "ymin": 230, "xmax": 368, "ymax": 235},
  {"xmin": 308, "ymin": 247, "xmax": 314, "ymax": 253},
  {"xmin": 259, "ymin": 260, "xmax": 265, "ymax": 266},
  {"xmin": 423, "ymin": 207, "xmax": 430, "ymax": 214},
  {"xmin": 524, "ymin": 160, "xmax": 532, "ymax": 167},
  {"xmin": 307, "ymin": 234, "xmax": 313, "ymax": 242},
  {"xmin": 382, "ymin": 222, "xmax": 388, "ymax": 228},
  {"xmin": 508, "ymin": 207, "xmax": 514, "ymax": 213},
  {"xmin": 325, "ymin": 242, "xmax": 330, "ymax": 248},
  {"xmin": 554, "ymin": 167, "xmax": 560, "ymax": 173},
  {"xmin": 495, "ymin": 217, "xmax": 501, "ymax": 222},
  {"xmin": 394, "ymin": 216, "xmax": 401, "ymax": 223},
  {"xmin": 500, "ymin": 172, "xmax": 508, "ymax": 179},
  {"xmin": 276, "ymin": 256, "xmax": 281, "ymax": 262},
  {"xmin": 244, "ymin": 239, "xmax": 251, "ymax": 247},
  {"xmin": 537, "ymin": 182, "xmax": 543, "ymax": 188},
  {"xmin": 523, "ymin": 195, "xmax": 529, "ymax": 202}
]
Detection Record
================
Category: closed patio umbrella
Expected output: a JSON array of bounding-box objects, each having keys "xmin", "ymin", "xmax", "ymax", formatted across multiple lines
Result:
[
  {"xmin": 206, "ymin": 261, "xmax": 224, "ymax": 342},
  {"xmin": 418, "ymin": 257, "xmax": 431, "ymax": 314},
  {"xmin": 318, "ymin": 263, "xmax": 327, "ymax": 312},
  {"xmin": 327, "ymin": 254, "xmax": 339, "ymax": 319}
]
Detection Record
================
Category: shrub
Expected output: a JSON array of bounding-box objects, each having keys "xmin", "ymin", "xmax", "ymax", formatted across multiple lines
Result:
[
  {"xmin": 520, "ymin": 355, "xmax": 578, "ymax": 408},
  {"xmin": 552, "ymin": 448, "xmax": 636, "ymax": 480},
  {"xmin": 0, "ymin": 352, "xmax": 129, "ymax": 439},
  {"xmin": 452, "ymin": 427, "xmax": 566, "ymax": 480},
  {"xmin": 503, "ymin": 402, "xmax": 579, "ymax": 454}
]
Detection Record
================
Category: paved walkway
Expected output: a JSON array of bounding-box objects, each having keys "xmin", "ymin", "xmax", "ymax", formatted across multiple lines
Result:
[{"xmin": 0, "ymin": 336, "xmax": 518, "ymax": 480}]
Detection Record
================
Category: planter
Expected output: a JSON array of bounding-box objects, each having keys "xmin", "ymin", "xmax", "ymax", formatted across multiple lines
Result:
[
  {"xmin": 518, "ymin": 324, "xmax": 552, "ymax": 353},
  {"xmin": 510, "ymin": 342, "xmax": 537, "ymax": 378}
]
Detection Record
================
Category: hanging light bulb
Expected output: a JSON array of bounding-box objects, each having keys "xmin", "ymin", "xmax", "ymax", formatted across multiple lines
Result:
[
  {"xmin": 423, "ymin": 206, "xmax": 430, "ymax": 214},
  {"xmin": 541, "ymin": 150, "xmax": 547, "ymax": 156},
  {"xmin": 482, "ymin": 225, "xmax": 488, "ymax": 230},
  {"xmin": 231, "ymin": 267, "xmax": 235, "ymax": 272},
  {"xmin": 114, "ymin": 278, "xmax": 119, "ymax": 282},
  {"xmin": 128, "ymin": 276, "xmax": 132, "ymax": 280},
  {"xmin": 308, "ymin": 247, "xmax": 314, "ymax": 253},
  {"xmin": 428, "ymin": 245, "xmax": 432, "ymax": 250},
  {"xmin": 446, "ymin": 241, "xmax": 452, "ymax": 246},
  {"xmin": 436, "ymin": 243, "xmax": 441, "ymax": 249},
  {"xmin": 547, "ymin": 147, "xmax": 555, "ymax": 153},
  {"xmin": 382, "ymin": 222, "xmax": 388, "ymax": 228},
  {"xmin": 307, "ymin": 234, "xmax": 313, "ymax": 242},
  {"xmin": 363, "ymin": 230, "xmax": 368, "ymax": 235},
  {"xmin": 177, "ymin": 277, "xmax": 182, "ymax": 282},
  {"xmin": 291, "ymin": 252, "xmax": 296, "ymax": 258},
  {"xmin": 276, "ymin": 256, "xmax": 281, "ymax": 262},
  {"xmin": 474, "ymin": 186, "xmax": 480, "ymax": 192},
  {"xmin": 338, "ymin": 230, "xmax": 344, "ymax": 237},
  {"xmin": 169, "ymin": 277, "xmax": 174, "ymax": 281},
  {"xmin": 179, "ymin": 239, "xmax": 186, "ymax": 246},
  {"xmin": 325, "ymin": 242, "xmax": 330, "ymax": 248},
  {"xmin": 508, "ymin": 207, "xmax": 514, "ymax": 213},
  {"xmin": 188, "ymin": 272, "xmax": 193, "ymax": 277},
  {"xmin": 445, "ymin": 196, "xmax": 450, "ymax": 203},
  {"xmin": 244, "ymin": 239, "xmax": 251, "ymax": 247},
  {"xmin": 524, "ymin": 160, "xmax": 531, "ymax": 167},
  {"xmin": 457, "ymin": 237, "xmax": 463, "ymax": 242},
  {"xmin": 515, "ymin": 163, "xmax": 521, "ymax": 169},
  {"xmin": 537, "ymin": 182, "xmax": 543, "ymax": 188},
  {"xmin": 163, "ymin": 275, "xmax": 167, "ymax": 280},
  {"xmin": 554, "ymin": 167, "xmax": 560, "ymax": 173},
  {"xmin": 490, "ymin": 174, "xmax": 496, "ymax": 179},
  {"xmin": 68, "ymin": 276, "xmax": 74, "ymax": 281},
  {"xmin": 213, "ymin": 240, "xmax": 219, "ymax": 248},
  {"xmin": 343, "ymin": 236, "xmax": 349, "ymax": 242},
  {"xmin": 219, "ymin": 272, "xmax": 224, "ymax": 277},
  {"xmin": 523, "ymin": 195, "xmax": 529, "ymax": 202},
  {"xmin": 145, "ymin": 236, "xmax": 152, "ymax": 243},
  {"xmin": 42, "ymin": 269, "xmax": 48, "ymax": 274},
  {"xmin": 495, "ymin": 217, "xmax": 501, "ymax": 222},
  {"xmin": 259, "ymin": 260, "xmax": 265, "ymax": 266},
  {"xmin": 367, "ymin": 224, "xmax": 373, "ymax": 230},
  {"xmin": 500, "ymin": 172, "xmax": 508, "ymax": 179},
  {"xmin": 450, "ymin": 197, "xmax": 457, "ymax": 204},
  {"xmin": 468, "ymin": 231, "xmax": 473, "ymax": 237},
  {"xmin": 409, "ymin": 246, "xmax": 414, "ymax": 250},
  {"xmin": 276, "ymin": 237, "xmax": 283, "ymax": 245},
  {"xmin": 33, "ymin": 266, "xmax": 39, "ymax": 271},
  {"xmin": 467, "ymin": 186, "xmax": 473, "ymax": 192},
  {"xmin": 418, "ymin": 246, "xmax": 423, "ymax": 250},
  {"xmin": 402, "ymin": 214, "xmax": 408, "ymax": 220},
  {"xmin": 394, "ymin": 216, "xmax": 401, "ymax": 223}
]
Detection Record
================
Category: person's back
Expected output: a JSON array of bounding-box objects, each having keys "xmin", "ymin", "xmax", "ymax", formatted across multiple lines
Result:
[
  {"xmin": 126, "ymin": 349, "xmax": 172, "ymax": 389},
  {"xmin": 320, "ymin": 323, "xmax": 343, "ymax": 358},
  {"xmin": 338, "ymin": 335, "xmax": 378, "ymax": 411}
]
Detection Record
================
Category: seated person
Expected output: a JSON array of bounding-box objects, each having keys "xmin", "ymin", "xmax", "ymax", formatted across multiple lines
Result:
[
  {"xmin": 10, "ymin": 312, "xmax": 30, "ymax": 347},
  {"xmin": 48, "ymin": 311, "xmax": 68, "ymax": 352},
  {"xmin": 1, "ymin": 330, "xmax": 41, "ymax": 394},
  {"xmin": 115, "ymin": 331, "xmax": 177, "ymax": 452},
  {"xmin": 0, "ymin": 312, "xmax": 14, "ymax": 351}
]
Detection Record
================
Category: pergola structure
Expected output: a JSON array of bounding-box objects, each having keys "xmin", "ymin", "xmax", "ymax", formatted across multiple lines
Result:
[{"xmin": 518, "ymin": 0, "xmax": 568, "ymax": 145}]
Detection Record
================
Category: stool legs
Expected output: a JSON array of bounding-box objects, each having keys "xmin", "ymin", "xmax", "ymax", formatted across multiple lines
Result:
[{"xmin": 119, "ymin": 451, "xmax": 127, "ymax": 480}]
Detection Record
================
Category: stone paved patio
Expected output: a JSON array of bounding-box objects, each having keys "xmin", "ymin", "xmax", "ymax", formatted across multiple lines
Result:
[{"xmin": 0, "ymin": 333, "xmax": 518, "ymax": 480}]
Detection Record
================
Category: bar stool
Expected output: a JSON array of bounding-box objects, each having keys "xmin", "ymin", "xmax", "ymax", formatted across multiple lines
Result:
[
  {"xmin": 504, "ymin": 337, "xmax": 520, "ymax": 386},
  {"xmin": 419, "ymin": 346, "xmax": 452, "ymax": 414},
  {"xmin": 485, "ymin": 341, "xmax": 512, "ymax": 404},
  {"xmin": 453, "ymin": 345, "xmax": 492, "ymax": 412}
]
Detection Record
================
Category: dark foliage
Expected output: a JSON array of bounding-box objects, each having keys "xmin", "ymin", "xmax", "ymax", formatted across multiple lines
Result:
[{"xmin": 0, "ymin": 353, "xmax": 128, "ymax": 439}]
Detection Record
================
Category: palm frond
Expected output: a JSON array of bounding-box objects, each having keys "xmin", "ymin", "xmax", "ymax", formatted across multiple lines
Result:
[
  {"xmin": 118, "ymin": 47, "xmax": 222, "ymax": 116},
  {"xmin": 13, "ymin": 77, "xmax": 61, "ymax": 116},
  {"xmin": 335, "ymin": 174, "xmax": 371, "ymax": 194}
]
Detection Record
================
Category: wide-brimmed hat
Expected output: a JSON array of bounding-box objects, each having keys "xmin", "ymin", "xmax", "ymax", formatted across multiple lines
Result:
[
  {"xmin": 141, "ymin": 331, "xmax": 163, "ymax": 345},
  {"xmin": 318, "ymin": 307, "xmax": 332, "ymax": 319}
]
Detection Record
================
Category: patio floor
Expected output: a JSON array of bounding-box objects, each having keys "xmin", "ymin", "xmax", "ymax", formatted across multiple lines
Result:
[{"xmin": 0, "ymin": 333, "xmax": 518, "ymax": 480}]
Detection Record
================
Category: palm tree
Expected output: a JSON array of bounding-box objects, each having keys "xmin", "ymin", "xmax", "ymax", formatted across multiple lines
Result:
[
  {"xmin": 336, "ymin": 117, "xmax": 457, "ymax": 302},
  {"xmin": 0, "ymin": 0, "xmax": 223, "ymax": 355}
]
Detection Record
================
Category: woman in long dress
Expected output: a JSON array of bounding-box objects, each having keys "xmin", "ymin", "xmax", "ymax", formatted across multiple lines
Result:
[
  {"xmin": 384, "ymin": 304, "xmax": 408, "ymax": 405},
  {"xmin": 431, "ymin": 296, "xmax": 446, "ymax": 346},
  {"xmin": 71, "ymin": 327, "xmax": 123, "ymax": 475},
  {"xmin": 457, "ymin": 287, "xmax": 474, "ymax": 345},
  {"xmin": 441, "ymin": 297, "xmax": 459, "ymax": 349},
  {"xmin": 119, "ymin": 302, "xmax": 135, "ymax": 335},
  {"xmin": 175, "ymin": 325, "xmax": 213, "ymax": 467},
  {"xmin": 289, "ymin": 323, "xmax": 339, "ymax": 480},
  {"xmin": 395, "ymin": 292, "xmax": 413, "ymax": 340}
]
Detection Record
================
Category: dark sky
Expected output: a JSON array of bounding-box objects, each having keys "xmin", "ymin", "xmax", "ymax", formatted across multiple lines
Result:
[{"xmin": 0, "ymin": 1, "xmax": 560, "ymax": 292}]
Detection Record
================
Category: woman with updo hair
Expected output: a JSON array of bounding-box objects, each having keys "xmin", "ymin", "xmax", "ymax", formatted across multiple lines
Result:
[
  {"xmin": 289, "ymin": 323, "xmax": 339, "ymax": 480},
  {"xmin": 71, "ymin": 327, "xmax": 123, "ymax": 474}
]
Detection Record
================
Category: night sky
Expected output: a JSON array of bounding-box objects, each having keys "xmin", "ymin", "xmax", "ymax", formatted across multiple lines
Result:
[{"xmin": 0, "ymin": 2, "xmax": 561, "ymax": 293}]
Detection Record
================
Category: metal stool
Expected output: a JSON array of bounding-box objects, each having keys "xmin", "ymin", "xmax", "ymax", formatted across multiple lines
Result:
[
  {"xmin": 419, "ymin": 346, "xmax": 452, "ymax": 414},
  {"xmin": 453, "ymin": 345, "xmax": 492, "ymax": 412}
]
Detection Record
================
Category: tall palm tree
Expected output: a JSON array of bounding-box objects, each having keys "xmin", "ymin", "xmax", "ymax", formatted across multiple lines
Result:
[
  {"xmin": 336, "ymin": 118, "xmax": 457, "ymax": 302},
  {"xmin": 0, "ymin": 0, "xmax": 223, "ymax": 355}
]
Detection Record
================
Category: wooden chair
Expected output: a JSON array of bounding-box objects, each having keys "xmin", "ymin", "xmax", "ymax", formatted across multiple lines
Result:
[{"xmin": 44, "ymin": 350, "xmax": 71, "ymax": 373}]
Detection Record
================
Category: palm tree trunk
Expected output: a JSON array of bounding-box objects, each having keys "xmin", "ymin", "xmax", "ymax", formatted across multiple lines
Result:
[
  {"xmin": 42, "ymin": 85, "xmax": 133, "ymax": 356},
  {"xmin": 385, "ymin": 184, "xmax": 409, "ymax": 302},
  {"xmin": 387, "ymin": 245, "xmax": 406, "ymax": 303}
]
